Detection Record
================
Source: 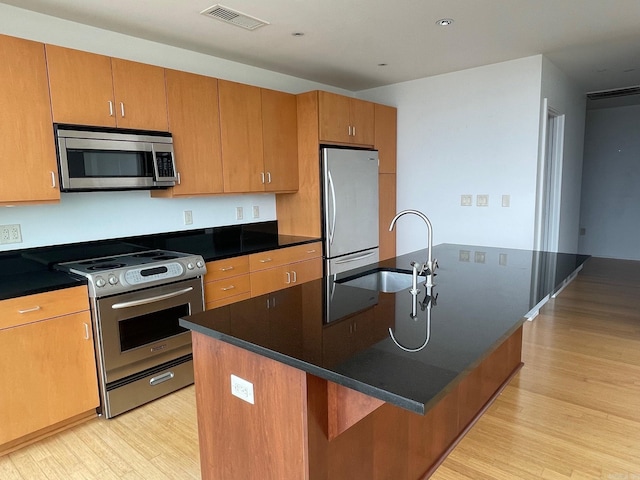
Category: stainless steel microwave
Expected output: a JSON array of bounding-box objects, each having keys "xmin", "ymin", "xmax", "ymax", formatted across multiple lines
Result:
[{"xmin": 54, "ymin": 124, "xmax": 177, "ymax": 192}]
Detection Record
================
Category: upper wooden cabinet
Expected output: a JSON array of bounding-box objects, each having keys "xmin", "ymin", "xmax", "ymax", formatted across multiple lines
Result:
[
  {"xmin": 375, "ymin": 103, "xmax": 397, "ymax": 174},
  {"xmin": 219, "ymin": 80, "xmax": 265, "ymax": 193},
  {"xmin": 155, "ymin": 69, "xmax": 223, "ymax": 197},
  {"xmin": 0, "ymin": 35, "xmax": 59, "ymax": 205},
  {"xmin": 318, "ymin": 91, "xmax": 374, "ymax": 146},
  {"xmin": 219, "ymin": 80, "xmax": 298, "ymax": 193},
  {"xmin": 46, "ymin": 45, "xmax": 168, "ymax": 131},
  {"xmin": 261, "ymin": 88, "xmax": 299, "ymax": 192}
]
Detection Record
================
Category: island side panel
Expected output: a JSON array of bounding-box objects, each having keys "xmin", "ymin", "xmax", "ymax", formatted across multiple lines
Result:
[{"xmin": 192, "ymin": 332, "xmax": 310, "ymax": 480}]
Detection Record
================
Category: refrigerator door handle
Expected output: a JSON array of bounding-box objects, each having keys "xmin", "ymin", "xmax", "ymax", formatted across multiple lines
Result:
[
  {"xmin": 334, "ymin": 251, "xmax": 377, "ymax": 264},
  {"xmin": 328, "ymin": 170, "xmax": 337, "ymax": 245}
]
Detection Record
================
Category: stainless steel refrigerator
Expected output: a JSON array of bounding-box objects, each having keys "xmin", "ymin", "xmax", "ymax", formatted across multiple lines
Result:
[{"xmin": 322, "ymin": 146, "xmax": 379, "ymax": 275}]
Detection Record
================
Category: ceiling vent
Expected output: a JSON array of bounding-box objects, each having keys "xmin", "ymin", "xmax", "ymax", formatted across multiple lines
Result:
[
  {"xmin": 200, "ymin": 4, "xmax": 269, "ymax": 30},
  {"xmin": 586, "ymin": 86, "xmax": 640, "ymax": 100}
]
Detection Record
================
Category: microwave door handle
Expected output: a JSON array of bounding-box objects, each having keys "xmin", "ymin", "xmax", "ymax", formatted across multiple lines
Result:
[{"xmin": 111, "ymin": 287, "xmax": 194, "ymax": 309}]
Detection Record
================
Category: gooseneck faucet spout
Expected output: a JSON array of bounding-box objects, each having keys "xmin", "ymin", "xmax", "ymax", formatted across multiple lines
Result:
[{"xmin": 388, "ymin": 209, "xmax": 438, "ymax": 288}]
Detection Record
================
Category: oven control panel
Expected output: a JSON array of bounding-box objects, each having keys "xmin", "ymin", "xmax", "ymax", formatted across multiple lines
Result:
[{"xmin": 125, "ymin": 262, "xmax": 185, "ymax": 285}]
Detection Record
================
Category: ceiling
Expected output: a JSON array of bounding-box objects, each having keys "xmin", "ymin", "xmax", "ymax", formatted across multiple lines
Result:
[{"xmin": 4, "ymin": 0, "xmax": 640, "ymax": 94}]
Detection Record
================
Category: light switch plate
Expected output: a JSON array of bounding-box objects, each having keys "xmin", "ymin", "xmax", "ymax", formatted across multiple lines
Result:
[
  {"xmin": 476, "ymin": 195, "xmax": 489, "ymax": 207},
  {"xmin": 460, "ymin": 194, "xmax": 472, "ymax": 206},
  {"xmin": 501, "ymin": 195, "xmax": 510, "ymax": 207},
  {"xmin": 236, "ymin": 206, "xmax": 243, "ymax": 220},
  {"xmin": 474, "ymin": 251, "xmax": 486, "ymax": 263},
  {"xmin": 183, "ymin": 210, "xmax": 193, "ymax": 225}
]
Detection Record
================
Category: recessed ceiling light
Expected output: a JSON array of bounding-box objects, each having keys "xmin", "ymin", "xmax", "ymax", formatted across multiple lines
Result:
[
  {"xmin": 378, "ymin": 63, "xmax": 388, "ymax": 67},
  {"xmin": 435, "ymin": 18, "xmax": 454, "ymax": 26},
  {"xmin": 291, "ymin": 32, "xmax": 305, "ymax": 37}
]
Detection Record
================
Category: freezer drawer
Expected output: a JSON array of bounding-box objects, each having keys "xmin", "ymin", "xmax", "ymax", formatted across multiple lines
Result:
[{"xmin": 326, "ymin": 248, "xmax": 379, "ymax": 275}]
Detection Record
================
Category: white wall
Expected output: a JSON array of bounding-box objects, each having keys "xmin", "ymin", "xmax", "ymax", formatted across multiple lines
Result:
[
  {"xmin": 539, "ymin": 57, "xmax": 586, "ymax": 253},
  {"xmin": 359, "ymin": 56, "xmax": 544, "ymax": 255},
  {"xmin": 579, "ymin": 104, "xmax": 640, "ymax": 260},
  {"xmin": 0, "ymin": 4, "xmax": 347, "ymax": 252}
]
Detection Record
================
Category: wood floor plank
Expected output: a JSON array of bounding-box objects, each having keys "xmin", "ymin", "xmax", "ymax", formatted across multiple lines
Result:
[{"xmin": 1, "ymin": 256, "xmax": 639, "ymax": 479}]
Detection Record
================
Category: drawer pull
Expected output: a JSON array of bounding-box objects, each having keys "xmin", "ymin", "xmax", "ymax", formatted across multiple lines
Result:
[
  {"xmin": 120, "ymin": 102, "xmax": 125, "ymax": 118},
  {"xmin": 221, "ymin": 285, "xmax": 236, "ymax": 291},
  {"xmin": 220, "ymin": 266, "xmax": 235, "ymax": 272},
  {"xmin": 306, "ymin": 249, "xmax": 316, "ymax": 254},
  {"xmin": 292, "ymin": 271, "xmax": 297, "ymax": 283},
  {"xmin": 260, "ymin": 258, "xmax": 273, "ymax": 263},
  {"xmin": 285, "ymin": 272, "xmax": 291, "ymax": 284},
  {"xmin": 83, "ymin": 322, "xmax": 90, "ymax": 340},
  {"xmin": 149, "ymin": 371, "xmax": 174, "ymax": 386},
  {"xmin": 18, "ymin": 306, "xmax": 41, "ymax": 314},
  {"xmin": 108, "ymin": 100, "xmax": 114, "ymax": 117}
]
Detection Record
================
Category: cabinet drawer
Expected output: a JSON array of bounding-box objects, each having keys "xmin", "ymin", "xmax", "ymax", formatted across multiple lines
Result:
[
  {"xmin": 249, "ymin": 242, "xmax": 322, "ymax": 272},
  {"xmin": 0, "ymin": 286, "xmax": 89, "ymax": 330},
  {"xmin": 204, "ymin": 256, "xmax": 250, "ymax": 283},
  {"xmin": 250, "ymin": 258, "xmax": 322, "ymax": 297},
  {"xmin": 205, "ymin": 274, "xmax": 251, "ymax": 304}
]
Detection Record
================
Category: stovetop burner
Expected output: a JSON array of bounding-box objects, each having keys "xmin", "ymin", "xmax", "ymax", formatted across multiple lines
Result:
[{"xmin": 54, "ymin": 249, "xmax": 207, "ymax": 297}]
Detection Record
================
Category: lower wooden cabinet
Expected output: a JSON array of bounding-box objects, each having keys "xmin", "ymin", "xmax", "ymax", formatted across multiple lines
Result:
[
  {"xmin": 249, "ymin": 242, "xmax": 323, "ymax": 297},
  {"xmin": 0, "ymin": 287, "xmax": 99, "ymax": 452}
]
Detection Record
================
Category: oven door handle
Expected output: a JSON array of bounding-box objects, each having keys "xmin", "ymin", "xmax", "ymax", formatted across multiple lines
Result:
[{"xmin": 111, "ymin": 287, "xmax": 194, "ymax": 309}]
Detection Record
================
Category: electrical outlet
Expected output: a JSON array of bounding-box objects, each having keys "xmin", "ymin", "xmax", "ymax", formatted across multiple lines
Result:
[
  {"xmin": 0, "ymin": 224, "xmax": 22, "ymax": 244},
  {"xmin": 230, "ymin": 374, "xmax": 254, "ymax": 404},
  {"xmin": 183, "ymin": 210, "xmax": 193, "ymax": 225},
  {"xmin": 476, "ymin": 195, "xmax": 489, "ymax": 207},
  {"xmin": 460, "ymin": 194, "xmax": 472, "ymax": 206},
  {"xmin": 459, "ymin": 250, "xmax": 471, "ymax": 262},
  {"xmin": 236, "ymin": 206, "xmax": 243, "ymax": 220},
  {"xmin": 499, "ymin": 253, "xmax": 508, "ymax": 266},
  {"xmin": 474, "ymin": 251, "xmax": 486, "ymax": 264},
  {"xmin": 252, "ymin": 205, "xmax": 260, "ymax": 218}
]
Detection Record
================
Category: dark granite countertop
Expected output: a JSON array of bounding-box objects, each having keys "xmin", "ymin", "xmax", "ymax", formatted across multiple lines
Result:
[
  {"xmin": 0, "ymin": 221, "xmax": 319, "ymax": 301},
  {"xmin": 180, "ymin": 243, "xmax": 589, "ymax": 415}
]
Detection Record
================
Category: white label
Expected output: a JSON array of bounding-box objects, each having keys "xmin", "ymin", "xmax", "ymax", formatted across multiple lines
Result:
[{"xmin": 230, "ymin": 374, "xmax": 254, "ymax": 404}]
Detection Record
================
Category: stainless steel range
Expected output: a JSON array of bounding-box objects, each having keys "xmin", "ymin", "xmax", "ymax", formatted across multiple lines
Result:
[{"xmin": 56, "ymin": 249, "xmax": 206, "ymax": 418}]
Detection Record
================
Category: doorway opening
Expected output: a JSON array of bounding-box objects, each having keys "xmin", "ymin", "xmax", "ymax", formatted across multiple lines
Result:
[{"xmin": 534, "ymin": 98, "xmax": 565, "ymax": 252}]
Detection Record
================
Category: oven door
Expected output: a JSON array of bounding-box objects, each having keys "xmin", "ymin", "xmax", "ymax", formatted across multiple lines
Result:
[{"xmin": 95, "ymin": 277, "xmax": 203, "ymax": 383}]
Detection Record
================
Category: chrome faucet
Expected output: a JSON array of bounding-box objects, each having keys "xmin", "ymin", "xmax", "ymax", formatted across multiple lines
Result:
[{"xmin": 388, "ymin": 209, "xmax": 438, "ymax": 289}]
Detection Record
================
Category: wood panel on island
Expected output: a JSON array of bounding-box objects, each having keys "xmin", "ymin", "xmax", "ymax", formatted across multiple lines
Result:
[
  {"xmin": 0, "ymin": 35, "xmax": 59, "ymax": 205},
  {"xmin": 0, "ymin": 286, "xmax": 100, "ymax": 455},
  {"xmin": 46, "ymin": 44, "xmax": 168, "ymax": 131}
]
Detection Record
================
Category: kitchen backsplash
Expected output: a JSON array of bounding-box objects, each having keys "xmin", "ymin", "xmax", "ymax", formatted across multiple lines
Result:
[{"xmin": 0, "ymin": 191, "xmax": 276, "ymax": 252}]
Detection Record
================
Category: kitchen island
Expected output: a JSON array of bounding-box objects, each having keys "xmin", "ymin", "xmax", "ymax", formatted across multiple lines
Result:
[{"xmin": 180, "ymin": 244, "xmax": 588, "ymax": 479}]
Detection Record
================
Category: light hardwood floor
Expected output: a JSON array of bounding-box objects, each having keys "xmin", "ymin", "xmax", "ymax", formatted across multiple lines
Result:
[{"xmin": 1, "ymin": 257, "xmax": 639, "ymax": 479}]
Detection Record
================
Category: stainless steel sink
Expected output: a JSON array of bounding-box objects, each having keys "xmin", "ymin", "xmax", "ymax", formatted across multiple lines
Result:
[{"xmin": 338, "ymin": 269, "xmax": 425, "ymax": 293}]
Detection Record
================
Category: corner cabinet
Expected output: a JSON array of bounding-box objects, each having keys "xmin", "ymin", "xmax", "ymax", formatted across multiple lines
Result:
[
  {"xmin": 46, "ymin": 45, "xmax": 168, "ymax": 131},
  {"xmin": 0, "ymin": 35, "xmax": 59, "ymax": 205},
  {"xmin": 218, "ymin": 81, "xmax": 298, "ymax": 193},
  {"xmin": 0, "ymin": 286, "xmax": 99, "ymax": 454},
  {"xmin": 153, "ymin": 70, "xmax": 224, "ymax": 197},
  {"xmin": 318, "ymin": 91, "xmax": 375, "ymax": 146}
]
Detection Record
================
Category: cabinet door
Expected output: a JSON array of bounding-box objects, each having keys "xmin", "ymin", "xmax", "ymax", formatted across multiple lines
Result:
[
  {"xmin": 288, "ymin": 258, "xmax": 323, "ymax": 286},
  {"xmin": 261, "ymin": 89, "xmax": 299, "ymax": 192},
  {"xmin": 0, "ymin": 311, "xmax": 99, "ymax": 445},
  {"xmin": 219, "ymin": 80, "xmax": 265, "ymax": 193},
  {"xmin": 164, "ymin": 70, "xmax": 223, "ymax": 195},
  {"xmin": 374, "ymin": 103, "xmax": 397, "ymax": 174},
  {"xmin": 318, "ymin": 91, "xmax": 351, "ymax": 144},
  {"xmin": 350, "ymin": 98, "xmax": 375, "ymax": 146},
  {"xmin": 0, "ymin": 35, "xmax": 59, "ymax": 204},
  {"xmin": 379, "ymin": 174, "xmax": 397, "ymax": 260},
  {"xmin": 111, "ymin": 58, "xmax": 168, "ymax": 131},
  {"xmin": 46, "ymin": 45, "xmax": 116, "ymax": 127},
  {"xmin": 251, "ymin": 265, "xmax": 288, "ymax": 297}
]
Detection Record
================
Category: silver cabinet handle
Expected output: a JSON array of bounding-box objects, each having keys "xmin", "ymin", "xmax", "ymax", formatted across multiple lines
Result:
[
  {"xmin": 221, "ymin": 285, "xmax": 236, "ymax": 291},
  {"xmin": 306, "ymin": 249, "xmax": 316, "ymax": 254},
  {"xmin": 83, "ymin": 322, "xmax": 90, "ymax": 340},
  {"xmin": 266, "ymin": 172, "xmax": 272, "ymax": 184},
  {"xmin": 292, "ymin": 271, "xmax": 297, "ymax": 283},
  {"xmin": 18, "ymin": 306, "xmax": 41, "ymax": 314},
  {"xmin": 108, "ymin": 101, "xmax": 114, "ymax": 117},
  {"xmin": 220, "ymin": 266, "xmax": 234, "ymax": 272},
  {"xmin": 50, "ymin": 171, "xmax": 56, "ymax": 188},
  {"xmin": 259, "ymin": 258, "xmax": 272, "ymax": 263},
  {"xmin": 352, "ymin": 126, "xmax": 356, "ymax": 136},
  {"xmin": 285, "ymin": 272, "xmax": 291, "ymax": 284},
  {"xmin": 120, "ymin": 102, "xmax": 125, "ymax": 118},
  {"xmin": 348, "ymin": 125, "xmax": 352, "ymax": 136},
  {"xmin": 149, "ymin": 371, "xmax": 174, "ymax": 386},
  {"xmin": 177, "ymin": 172, "xmax": 181, "ymax": 185},
  {"xmin": 261, "ymin": 172, "xmax": 265, "ymax": 184},
  {"xmin": 111, "ymin": 286, "xmax": 193, "ymax": 309}
]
